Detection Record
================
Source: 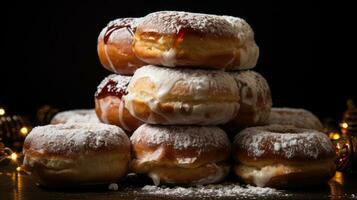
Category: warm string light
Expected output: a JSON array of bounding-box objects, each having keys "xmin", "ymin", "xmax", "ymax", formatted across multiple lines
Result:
[
  {"xmin": 1, "ymin": 147, "xmax": 23, "ymax": 172},
  {"xmin": 20, "ymin": 126, "xmax": 29, "ymax": 136},
  {"xmin": 8, "ymin": 152, "xmax": 23, "ymax": 172},
  {"xmin": 0, "ymin": 108, "xmax": 5, "ymax": 116},
  {"xmin": 0, "ymin": 106, "xmax": 29, "ymax": 173},
  {"xmin": 341, "ymin": 122, "xmax": 350, "ymax": 135},
  {"xmin": 341, "ymin": 122, "xmax": 348, "ymax": 129},
  {"xmin": 333, "ymin": 171, "xmax": 344, "ymax": 185},
  {"xmin": 329, "ymin": 132, "xmax": 341, "ymax": 140},
  {"xmin": 10, "ymin": 152, "xmax": 18, "ymax": 161},
  {"xmin": 339, "ymin": 99, "xmax": 357, "ymax": 136}
]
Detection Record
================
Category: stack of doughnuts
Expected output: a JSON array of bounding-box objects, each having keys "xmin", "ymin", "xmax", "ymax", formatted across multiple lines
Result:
[
  {"xmin": 23, "ymin": 11, "xmax": 335, "ymax": 189},
  {"xmin": 95, "ymin": 10, "xmax": 273, "ymax": 186},
  {"xmin": 95, "ymin": 10, "xmax": 270, "ymax": 133}
]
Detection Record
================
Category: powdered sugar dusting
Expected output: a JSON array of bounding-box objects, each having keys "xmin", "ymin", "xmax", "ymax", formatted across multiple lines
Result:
[
  {"xmin": 24, "ymin": 123, "xmax": 129, "ymax": 156},
  {"xmin": 223, "ymin": 16, "xmax": 254, "ymax": 42},
  {"xmin": 50, "ymin": 109, "xmax": 100, "ymax": 124},
  {"xmin": 267, "ymin": 107, "xmax": 324, "ymax": 130},
  {"xmin": 108, "ymin": 183, "xmax": 119, "ymax": 191},
  {"xmin": 234, "ymin": 125, "xmax": 334, "ymax": 159},
  {"xmin": 139, "ymin": 183, "xmax": 287, "ymax": 198},
  {"xmin": 138, "ymin": 11, "xmax": 238, "ymax": 37},
  {"xmin": 98, "ymin": 18, "xmax": 141, "ymax": 42},
  {"xmin": 131, "ymin": 124, "xmax": 230, "ymax": 151},
  {"xmin": 96, "ymin": 74, "xmax": 131, "ymax": 96}
]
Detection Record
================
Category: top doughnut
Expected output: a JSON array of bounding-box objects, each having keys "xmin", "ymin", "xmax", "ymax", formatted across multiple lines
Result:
[{"xmin": 133, "ymin": 11, "xmax": 259, "ymax": 69}]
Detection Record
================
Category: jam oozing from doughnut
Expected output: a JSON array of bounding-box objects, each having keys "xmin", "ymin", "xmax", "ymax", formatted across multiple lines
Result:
[
  {"xmin": 95, "ymin": 80, "xmax": 128, "ymax": 99},
  {"xmin": 161, "ymin": 29, "xmax": 187, "ymax": 67},
  {"xmin": 173, "ymin": 29, "xmax": 186, "ymax": 48},
  {"xmin": 104, "ymin": 25, "xmax": 133, "ymax": 44}
]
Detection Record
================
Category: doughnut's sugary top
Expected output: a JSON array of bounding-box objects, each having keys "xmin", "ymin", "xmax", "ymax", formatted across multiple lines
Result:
[
  {"xmin": 234, "ymin": 125, "xmax": 335, "ymax": 161},
  {"xmin": 98, "ymin": 17, "xmax": 141, "ymax": 43},
  {"xmin": 51, "ymin": 109, "xmax": 100, "ymax": 124},
  {"xmin": 267, "ymin": 107, "xmax": 323, "ymax": 130},
  {"xmin": 23, "ymin": 123, "xmax": 129, "ymax": 157},
  {"xmin": 131, "ymin": 124, "xmax": 230, "ymax": 151},
  {"xmin": 95, "ymin": 74, "xmax": 131, "ymax": 99},
  {"xmin": 131, "ymin": 124, "xmax": 231, "ymax": 167},
  {"xmin": 136, "ymin": 11, "xmax": 252, "ymax": 38}
]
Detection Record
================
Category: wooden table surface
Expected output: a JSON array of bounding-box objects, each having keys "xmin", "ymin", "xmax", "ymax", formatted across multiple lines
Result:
[{"xmin": 1, "ymin": 165, "xmax": 357, "ymax": 200}]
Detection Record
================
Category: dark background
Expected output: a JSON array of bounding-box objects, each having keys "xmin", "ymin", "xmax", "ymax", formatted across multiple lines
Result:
[{"xmin": 1, "ymin": 1, "xmax": 354, "ymax": 122}]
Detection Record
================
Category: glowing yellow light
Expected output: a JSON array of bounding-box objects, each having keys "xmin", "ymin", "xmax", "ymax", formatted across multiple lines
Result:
[
  {"xmin": 10, "ymin": 153, "xmax": 17, "ymax": 161},
  {"xmin": 329, "ymin": 132, "xmax": 341, "ymax": 140},
  {"xmin": 20, "ymin": 127, "xmax": 29, "ymax": 136},
  {"xmin": 341, "ymin": 122, "xmax": 348, "ymax": 129},
  {"xmin": 333, "ymin": 171, "xmax": 344, "ymax": 185},
  {"xmin": 0, "ymin": 108, "xmax": 5, "ymax": 116},
  {"xmin": 332, "ymin": 133, "xmax": 341, "ymax": 140},
  {"xmin": 16, "ymin": 167, "xmax": 21, "ymax": 172}
]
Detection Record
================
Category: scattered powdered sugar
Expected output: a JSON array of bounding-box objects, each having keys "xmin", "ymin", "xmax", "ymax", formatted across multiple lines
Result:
[
  {"xmin": 24, "ymin": 123, "xmax": 129, "ymax": 156},
  {"xmin": 329, "ymin": 193, "xmax": 357, "ymax": 199},
  {"xmin": 139, "ymin": 183, "xmax": 288, "ymax": 198},
  {"xmin": 273, "ymin": 143, "xmax": 281, "ymax": 151},
  {"xmin": 234, "ymin": 124, "xmax": 334, "ymax": 159},
  {"xmin": 131, "ymin": 124, "xmax": 230, "ymax": 151},
  {"xmin": 176, "ymin": 157, "xmax": 197, "ymax": 165},
  {"xmin": 267, "ymin": 107, "xmax": 323, "ymax": 130},
  {"xmin": 108, "ymin": 183, "xmax": 119, "ymax": 191},
  {"xmin": 50, "ymin": 109, "xmax": 100, "ymax": 124}
]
